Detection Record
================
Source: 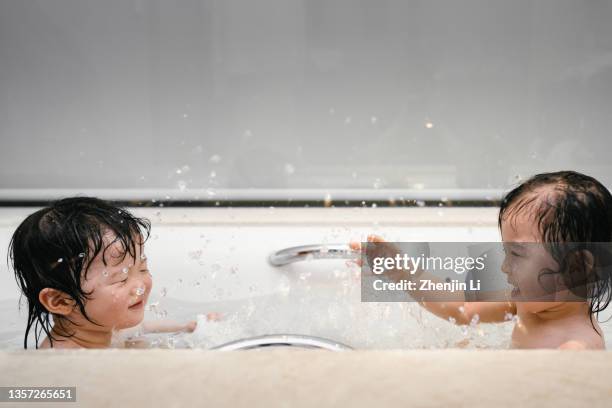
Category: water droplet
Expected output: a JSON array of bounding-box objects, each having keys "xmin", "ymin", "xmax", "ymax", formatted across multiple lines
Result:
[
  {"xmin": 122, "ymin": 267, "xmax": 129, "ymax": 274},
  {"xmin": 448, "ymin": 317, "xmax": 456, "ymax": 325},
  {"xmin": 323, "ymin": 193, "xmax": 332, "ymax": 207},
  {"xmin": 371, "ymin": 203, "xmax": 377, "ymax": 208},
  {"xmin": 284, "ymin": 163, "xmax": 295, "ymax": 175},
  {"xmin": 278, "ymin": 281, "xmax": 290, "ymax": 295},
  {"xmin": 504, "ymin": 312, "xmax": 514, "ymax": 321},
  {"xmin": 424, "ymin": 121, "xmax": 434, "ymax": 129},
  {"xmin": 57, "ymin": 258, "xmax": 63, "ymax": 263},
  {"xmin": 78, "ymin": 252, "xmax": 85, "ymax": 258},
  {"xmin": 140, "ymin": 253, "xmax": 147, "ymax": 260},
  {"xmin": 209, "ymin": 154, "xmax": 222, "ymax": 164},
  {"xmin": 188, "ymin": 250, "xmax": 203, "ymax": 260},
  {"xmin": 135, "ymin": 286, "xmax": 145, "ymax": 296},
  {"xmin": 176, "ymin": 168, "xmax": 182, "ymax": 175},
  {"xmin": 458, "ymin": 306, "xmax": 465, "ymax": 314}
]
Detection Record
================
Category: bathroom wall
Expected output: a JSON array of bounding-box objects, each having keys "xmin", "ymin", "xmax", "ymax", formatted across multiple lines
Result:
[{"xmin": 1, "ymin": 0, "xmax": 612, "ymax": 197}]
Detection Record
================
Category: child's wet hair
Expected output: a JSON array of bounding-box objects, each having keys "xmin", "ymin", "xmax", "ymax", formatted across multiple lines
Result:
[
  {"xmin": 8, "ymin": 197, "xmax": 151, "ymax": 349},
  {"xmin": 498, "ymin": 170, "xmax": 612, "ymax": 323}
]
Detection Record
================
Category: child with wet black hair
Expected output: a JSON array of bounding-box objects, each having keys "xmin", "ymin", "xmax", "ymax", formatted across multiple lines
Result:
[
  {"xmin": 9, "ymin": 197, "xmax": 199, "ymax": 349},
  {"xmin": 353, "ymin": 170, "xmax": 612, "ymax": 349}
]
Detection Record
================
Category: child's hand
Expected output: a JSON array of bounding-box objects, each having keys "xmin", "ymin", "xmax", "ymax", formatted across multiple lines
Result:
[
  {"xmin": 350, "ymin": 235, "xmax": 414, "ymax": 281},
  {"xmin": 183, "ymin": 313, "xmax": 221, "ymax": 332},
  {"xmin": 205, "ymin": 312, "xmax": 222, "ymax": 322},
  {"xmin": 184, "ymin": 320, "xmax": 197, "ymax": 332},
  {"xmin": 348, "ymin": 234, "xmax": 390, "ymax": 268}
]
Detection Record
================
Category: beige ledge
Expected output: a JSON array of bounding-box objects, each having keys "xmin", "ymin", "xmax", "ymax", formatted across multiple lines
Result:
[{"xmin": 1, "ymin": 349, "xmax": 611, "ymax": 408}]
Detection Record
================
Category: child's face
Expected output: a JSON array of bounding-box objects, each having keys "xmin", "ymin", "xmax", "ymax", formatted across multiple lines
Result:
[
  {"xmin": 70, "ymin": 234, "xmax": 153, "ymax": 331},
  {"xmin": 500, "ymin": 210, "xmax": 565, "ymax": 313}
]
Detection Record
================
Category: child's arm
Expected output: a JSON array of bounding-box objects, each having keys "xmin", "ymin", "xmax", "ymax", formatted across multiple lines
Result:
[
  {"xmin": 351, "ymin": 235, "xmax": 517, "ymax": 325},
  {"xmin": 141, "ymin": 319, "xmax": 196, "ymax": 334},
  {"xmin": 143, "ymin": 312, "xmax": 221, "ymax": 334}
]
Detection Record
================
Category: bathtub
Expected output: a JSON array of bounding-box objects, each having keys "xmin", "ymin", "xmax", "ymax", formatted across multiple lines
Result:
[{"xmin": 1, "ymin": 206, "xmax": 611, "ymax": 349}]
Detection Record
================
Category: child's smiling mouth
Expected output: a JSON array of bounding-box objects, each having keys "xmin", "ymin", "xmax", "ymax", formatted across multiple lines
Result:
[
  {"xmin": 129, "ymin": 300, "xmax": 144, "ymax": 309},
  {"xmin": 507, "ymin": 280, "xmax": 521, "ymax": 298}
]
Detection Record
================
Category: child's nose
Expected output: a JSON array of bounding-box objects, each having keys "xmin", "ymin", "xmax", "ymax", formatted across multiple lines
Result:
[{"xmin": 501, "ymin": 258, "xmax": 511, "ymax": 275}]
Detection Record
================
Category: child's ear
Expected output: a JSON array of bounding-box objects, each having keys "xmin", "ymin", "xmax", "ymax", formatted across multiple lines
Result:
[
  {"xmin": 578, "ymin": 250, "xmax": 595, "ymax": 275},
  {"xmin": 38, "ymin": 288, "xmax": 76, "ymax": 316}
]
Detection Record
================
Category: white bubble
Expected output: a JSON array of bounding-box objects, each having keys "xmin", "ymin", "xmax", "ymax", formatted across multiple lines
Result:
[
  {"xmin": 416, "ymin": 200, "xmax": 426, "ymax": 207},
  {"xmin": 176, "ymin": 168, "xmax": 182, "ymax": 175},
  {"xmin": 140, "ymin": 253, "xmax": 147, "ymax": 260},
  {"xmin": 122, "ymin": 267, "xmax": 129, "ymax": 274},
  {"xmin": 78, "ymin": 253, "xmax": 85, "ymax": 258},
  {"xmin": 206, "ymin": 189, "xmax": 216, "ymax": 197},
  {"xmin": 177, "ymin": 180, "xmax": 187, "ymax": 191},
  {"xmin": 424, "ymin": 121, "xmax": 434, "ymax": 129},
  {"xmin": 209, "ymin": 154, "xmax": 222, "ymax": 164},
  {"xmin": 57, "ymin": 258, "xmax": 63, "ymax": 263},
  {"xmin": 102, "ymin": 270, "xmax": 109, "ymax": 277},
  {"xmin": 370, "ymin": 116, "xmax": 378, "ymax": 124}
]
